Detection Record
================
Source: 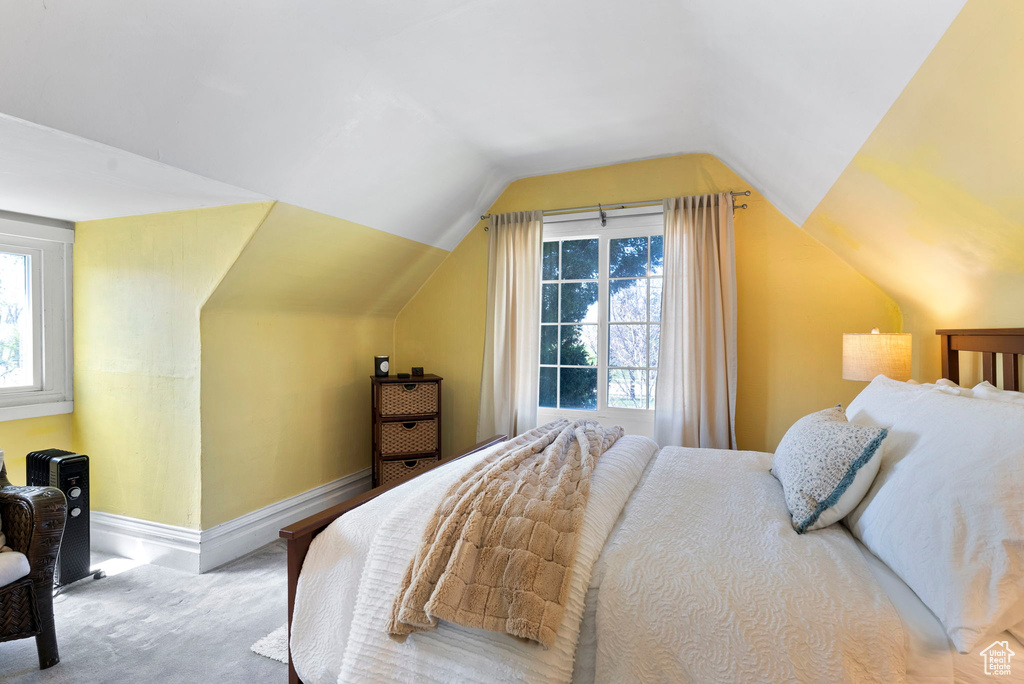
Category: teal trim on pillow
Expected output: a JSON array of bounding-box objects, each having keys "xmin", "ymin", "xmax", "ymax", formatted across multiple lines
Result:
[{"xmin": 795, "ymin": 428, "xmax": 888, "ymax": 534}]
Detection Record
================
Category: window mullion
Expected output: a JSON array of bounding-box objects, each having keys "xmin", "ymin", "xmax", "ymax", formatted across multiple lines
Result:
[
  {"xmin": 30, "ymin": 252, "xmax": 43, "ymax": 390},
  {"xmin": 645, "ymin": 276, "xmax": 651, "ymax": 409},
  {"xmin": 556, "ymin": 240, "xmax": 562, "ymax": 409}
]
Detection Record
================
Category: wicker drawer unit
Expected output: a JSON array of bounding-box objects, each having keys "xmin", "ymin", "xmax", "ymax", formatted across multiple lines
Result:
[
  {"xmin": 371, "ymin": 374, "xmax": 442, "ymax": 487},
  {"xmin": 380, "ymin": 382, "xmax": 438, "ymax": 416},
  {"xmin": 381, "ymin": 419, "xmax": 438, "ymax": 455},
  {"xmin": 380, "ymin": 455, "xmax": 441, "ymax": 487}
]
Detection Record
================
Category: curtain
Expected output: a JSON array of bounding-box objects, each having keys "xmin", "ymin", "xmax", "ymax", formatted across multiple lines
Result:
[
  {"xmin": 654, "ymin": 193, "xmax": 737, "ymax": 449},
  {"xmin": 476, "ymin": 210, "xmax": 544, "ymax": 441}
]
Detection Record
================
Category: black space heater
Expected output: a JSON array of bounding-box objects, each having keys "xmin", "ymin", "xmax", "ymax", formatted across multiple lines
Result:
[{"xmin": 26, "ymin": 449, "xmax": 92, "ymax": 587}]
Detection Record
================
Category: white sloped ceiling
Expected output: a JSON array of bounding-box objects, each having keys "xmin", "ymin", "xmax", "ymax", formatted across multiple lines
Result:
[{"xmin": 0, "ymin": 0, "xmax": 964, "ymax": 248}]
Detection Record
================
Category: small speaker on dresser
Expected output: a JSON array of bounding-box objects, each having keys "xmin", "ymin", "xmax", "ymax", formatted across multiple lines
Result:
[
  {"xmin": 26, "ymin": 449, "xmax": 93, "ymax": 587},
  {"xmin": 374, "ymin": 355, "xmax": 390, "ymax": 377}
]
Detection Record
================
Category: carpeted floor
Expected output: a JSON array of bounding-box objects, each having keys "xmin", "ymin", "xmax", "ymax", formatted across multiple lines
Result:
[{"xmin": 1, "ymin": 541, "xmax": 288, "ymax": 683}]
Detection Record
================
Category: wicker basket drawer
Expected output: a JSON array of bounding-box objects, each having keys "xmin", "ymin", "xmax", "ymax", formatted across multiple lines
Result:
[
  {"xmin": 381, "ymin": 455, "xmax": 441, "ymax": 487},
  {"xmin": 380, "ymin": 419, "xmax": 438, "ymax": 455},
  {"xmin": 380, "ymin": 382, "xmax": 438, "ymax": 416}
]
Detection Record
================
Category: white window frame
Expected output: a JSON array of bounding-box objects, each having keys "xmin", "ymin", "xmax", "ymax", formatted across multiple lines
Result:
[
  {"xmin": 538, "ymin": 207, "xmax": 663, "ymax": 438},
  {"xmin": 0, "ymin": 212, "xmax": 74, "ymax": 421}
]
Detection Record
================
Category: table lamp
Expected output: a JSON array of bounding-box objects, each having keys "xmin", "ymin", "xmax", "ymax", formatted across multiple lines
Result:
[{"xmin": 842, "ymin": 328, "xmax": 912, "ymax": 381}]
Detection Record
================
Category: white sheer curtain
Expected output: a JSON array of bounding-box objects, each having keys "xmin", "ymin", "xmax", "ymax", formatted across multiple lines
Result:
[
  {"xmin": 476, "ymin": 210, "xmax": 544, "ymax": 441},
  {"xmin": 654, "ymin": 193, "xmax": 737, "ymax": 449}
]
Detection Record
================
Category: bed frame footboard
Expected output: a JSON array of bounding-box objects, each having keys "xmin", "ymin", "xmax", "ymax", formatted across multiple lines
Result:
[{"xmin": 279, "ymin": 434, "xmax": 507, "ymax": 684}]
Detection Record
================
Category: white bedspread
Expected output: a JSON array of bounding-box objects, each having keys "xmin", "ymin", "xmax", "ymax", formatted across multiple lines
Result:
[
  {"xmin": 293, "ymin": 435, "xmax": 658, "ymax": 684},
  {"xmin": 577, "ymin": 447, "xmax": 907, "ymax": 683},
  {"xmin": 293, "ymin": 443, "xmax": 915, "ymax": 683}
]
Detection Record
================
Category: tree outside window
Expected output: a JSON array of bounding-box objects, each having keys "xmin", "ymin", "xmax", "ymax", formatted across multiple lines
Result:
[{"xmin": 539, "ymin": 232, "xmax": 661, "ymax": 412}]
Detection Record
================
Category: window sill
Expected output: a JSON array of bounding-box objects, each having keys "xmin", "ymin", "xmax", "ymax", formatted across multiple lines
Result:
[
  {"xmin": 537, "ymin": 406, "xmax": 654, "ymax": 439},
  {"xmin": 0, "ymin": 400, "xmax": 73, "ymax": 422}
]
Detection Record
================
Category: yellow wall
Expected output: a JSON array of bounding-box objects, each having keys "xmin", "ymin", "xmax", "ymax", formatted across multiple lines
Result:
[
  {"xmin": 391, "ymin": 223, "xmax": 489, "ymax": 459},
  {"xmin": 0, "ymin": 414, "xmax": 72, "ymax": 485},
  {"xmin": 200, "ymin": 203, "xmax": 446, "ymax": 317},
  {"xmin": 803, "ymin": 0, "xmax": 1024, "ymax": 384},
  {"xmin": 200, "ymin": 311, "xmax": 392, "ymax": 526},
  {"xmin": 395, "ymin": 154, "xmax": 902, "ymax": 454},
  {"xmin": 73, "ymin": 202, "xmax": 273, "ymax": 528},
  {"xmin": 49, "ymin": 199, "xmax": 445, "ymax": 531},
  {"xmin": 199, "ymin": 203, "xmax": 446, "ymax": 527}
]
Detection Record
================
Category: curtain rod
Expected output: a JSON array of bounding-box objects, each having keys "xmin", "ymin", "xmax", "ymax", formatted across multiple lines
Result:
[{"xmin": 480, "ymin": 191, "xmax": 750, "ymax": 222}]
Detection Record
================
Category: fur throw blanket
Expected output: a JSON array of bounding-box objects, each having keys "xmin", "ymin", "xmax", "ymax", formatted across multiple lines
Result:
[{"xmin": 388, "ymin": 419, "xmax": 623, "ymax": 648}]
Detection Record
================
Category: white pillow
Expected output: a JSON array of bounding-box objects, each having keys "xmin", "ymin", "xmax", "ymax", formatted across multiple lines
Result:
[
  {"xmin": 860, "ymin": 378, "xmax": 1024, "ymax": 645},
  {"xmin": 846, "ymin": 375, "xmax": 956, "ymax": 421},
  {"xmin": 971, "ymin": 378, "xmax": 1024, "ymax": 644},
  {"xmin": 905, "ymin": 377, "xmax": 973, "ymax": 396},
  {"xmin": 973, "ymin": 381, "xmax": 1024, "ymax": 405},
  {"xmin": 845, "ymin": 376, "xmax": 1024, "ymax": 653}
]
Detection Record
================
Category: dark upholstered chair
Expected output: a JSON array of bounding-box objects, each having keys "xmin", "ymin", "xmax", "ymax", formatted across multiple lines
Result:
[{"xmin": 0, "ymin": 461, "xmax": 66, "ymax": 669}]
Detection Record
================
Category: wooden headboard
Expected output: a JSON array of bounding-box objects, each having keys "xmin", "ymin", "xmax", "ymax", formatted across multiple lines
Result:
[{"xmin": 937, "ymin": 328, "xmax": 1024, "ymax": 391}]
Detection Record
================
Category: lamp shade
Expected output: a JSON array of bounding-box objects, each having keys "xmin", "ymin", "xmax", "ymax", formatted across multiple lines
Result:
[{"xmin": 842, "ymin": 329, "xmax": 912, "ymax": 381}]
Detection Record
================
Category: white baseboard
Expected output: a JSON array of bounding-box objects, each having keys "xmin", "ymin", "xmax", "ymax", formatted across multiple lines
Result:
[
  {"xmin": 198, "ymin": 468, "xmax": 371, "ymax": 572},
  {"xmin": 90, "ymin": 511, "xmax": 203, "ymax": 573},
  {"xmin": 91, "ymin": 468, "xmax": 372, "ymax": 574}
]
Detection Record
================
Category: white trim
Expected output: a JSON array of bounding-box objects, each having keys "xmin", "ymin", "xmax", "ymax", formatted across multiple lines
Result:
[
  {"xmin": 0, "ymin": 213, "xmax": 73, "ymax": 409},
  {"xmin": 0, "ymin": 399, "xmax": 73, "ymax": 422},
  {"xmin": 91, "ymin": 468, "xmax": 372, "ymax": 574},
  {"xmin": 90, "ymin": 511, "xmax": 203, "ymax": 573},
  {"xmin": 542, "ymin": 206, "xmax": 664, "ymax": 231},
  {"xmin": 0, "ymin": 213, "xmax": 74, "ymax": 243},
  {"xmin": 198, "ymin": 467, "xmax": 371, "ymax": 572},
  {"xmin": 537, "ymin": 406, "xmax": 655, "ymax": 439}
]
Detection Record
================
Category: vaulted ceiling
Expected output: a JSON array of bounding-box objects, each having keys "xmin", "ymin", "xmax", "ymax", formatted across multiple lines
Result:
[
  {"xmin": 802, "ymin": 0, "xmax": 1024, "ymax": 381},
  {"xmin": 0, "ymin": 0, "xmax": 964, "ymax": 249}
]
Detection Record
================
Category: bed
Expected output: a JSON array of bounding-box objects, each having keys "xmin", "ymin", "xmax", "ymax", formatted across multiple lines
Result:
[{"xmin": 280, "ymin": 328, "xmax": 1024, "ymax": 683}]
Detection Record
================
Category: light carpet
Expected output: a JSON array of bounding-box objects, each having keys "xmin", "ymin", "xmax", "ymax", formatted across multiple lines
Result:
[{"xmin": 1, "ymin": 541, "xmax": 288, "ymax": 683}]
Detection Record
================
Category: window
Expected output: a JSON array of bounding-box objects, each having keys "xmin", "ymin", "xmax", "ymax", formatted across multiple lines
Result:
[
  {"xmin": 538, "ymin": 208, "xmax": 662, "ymax": 436},
  {"xmin": 0, "ymin": 213, "xmax": 73, "ymax": 421},
  {"xmin": 607, "ymin": 234, "xmax": 662, "ymax": 409},
  {"xmin": 0, "ymin": 250, "xmax": 36, "ymax": 390}
]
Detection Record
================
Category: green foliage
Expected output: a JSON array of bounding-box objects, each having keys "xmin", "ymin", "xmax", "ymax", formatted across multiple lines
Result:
[
  {"xmin": 542, "ymin": 242, "xmax": 559, "ymax": 280},
  {"xmin": 610, "ymin": 237, "xmax": 647, "ymax": 277},
  {"xmin": 559, "ymin": 368, "xmax": 596, "ymax": 409},
  {"xmin": 560, "ymin": 239, "xmax": 598, "ymax": 279},
  {"xmin": 539, "ymin": 367, "xmax": 557, "ymax": 407}
]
